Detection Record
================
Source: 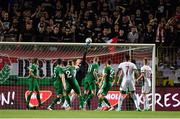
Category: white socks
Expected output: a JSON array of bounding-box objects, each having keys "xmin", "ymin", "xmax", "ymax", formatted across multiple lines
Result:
[{"xmin": 132, "ymin": 93, "xmax": 140, "ymax": 109}]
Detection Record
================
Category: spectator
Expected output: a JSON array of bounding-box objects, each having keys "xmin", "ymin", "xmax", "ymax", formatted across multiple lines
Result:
[
  {"xmin": 35, "ymin": 23, "xmax": 47, "ymax": 42},
  {"xmin": 1, "ymin": 12, "xmax": 11, "ymax": 33},
  {"xmin": 155, "ymin": 0, "xmax": 168, "ymax": 20},
  {"xmin": 127, "ymin": 26, "xmax": 139, "ymax": 43},
  {"xmin": 48, "ymin": 25, "xmax": 61, "ymax": 42},
  {"xmin": 19, "ymin": 20, "xmax": 35, "ymax": 42},
  {"xmin": 0, "ymin": 0, "xmax": 178, "ymax": 46},
  {"xmin": 143, "ymin": 25, "xmax": 155, "ymax": 43},
  {"xmin": 5, "ymin": 19, "xmax": 19, "ymax": 42},
  {"xmin": 112, "ymin": 24, "xmax": 126, "ymax": 43},
  {"xmin": 53, "ymin": 10, "xmax": 64, "ymax": 25},
  {"xmin": 84, "ymin": 20, "xmax": 95, "ymax": 40},
  {"xmin": 75, "ymin": 23, "xmax": 86, "ymax": 43},
  {"xmin": 94, "ymin": 18, "xmax": 102, "ymax": 42},
  {"xmin": 156, "ymin": 22, "xmax": 165, "ymax": 43},
  {"xmin": 62, "ymin": 27, "xmax": 74, "ymax": 42},
  {"xmin": 99, "ymin": 27, "xmax": 112, "ymax": 43},
  {"xmin": 120, "ymin": 16, "xmax": 130, "ymax": 35},
  {"xmin": 135, "ymin": 9, "xmax": 143, "ymax": 26},
  {"xmin": 165, "ymin": 25, "xmax": 176, "ymax": 46}
]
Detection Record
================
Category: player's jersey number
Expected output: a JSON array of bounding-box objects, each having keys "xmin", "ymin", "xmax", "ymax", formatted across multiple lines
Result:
[
  {"xmin": 110, "ymin": 69, "xmax": 114, "ymax": 78},
  {"xmin": 65, "ymin": 70, "xmax": 72, "ymax": 78},
  {"xmin": 126, "ymin": 66, "xmax": 129, "ymax": 75}
]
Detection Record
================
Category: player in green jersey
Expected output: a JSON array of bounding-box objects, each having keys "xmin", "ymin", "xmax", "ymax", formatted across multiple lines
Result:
[
  {"xmin": 47, "ymin": 59, "xmax": 67, "ymax": 110},
  {"xmin": 26, "ymin": 58, "xmax": 42, "ymax": 109},
  {"xmin": 97, "ymin": 60, "xmax": 115, "ymax": 111},
  {"xmin": 63, "ymin": 60, "xmax": 84, "ymax": 110},
  {"xmin": 83, "ymin": 57, "xmax": 99, "ymax": 109}
]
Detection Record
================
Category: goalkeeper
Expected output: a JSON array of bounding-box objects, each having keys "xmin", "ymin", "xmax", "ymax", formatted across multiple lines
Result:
[{"xmin": 75, "ymin": 42, "xmax": 90, "ymax": 109}]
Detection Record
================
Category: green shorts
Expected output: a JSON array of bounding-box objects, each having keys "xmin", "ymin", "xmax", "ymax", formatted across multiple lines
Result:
[
  {"xmin": 83, "ymin": 80, "xmax": 96, "ymax": 91},
  {"xmin": 54, "ymin": 80, "xmax": 63, "ymax": 95},
  {"xmin": 100, "ymin": 82, "xmax": 112, "ymax": 96},
  {"xmin": 66, "ymin": 79, "xmax": 81, "ymax": 95},
  {"xmin": 28, "ymin": 78, "xmax": 39, "ymax": 92}
]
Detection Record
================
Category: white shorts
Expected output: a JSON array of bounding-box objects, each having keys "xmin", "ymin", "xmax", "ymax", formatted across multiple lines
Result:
[
  {"xmin": 142, "ymin": 83, "xmax": 151, "ymax": 94},
  {"xmin": 120, "ymin": 79, "xmax": 135, "ymax": 92}
]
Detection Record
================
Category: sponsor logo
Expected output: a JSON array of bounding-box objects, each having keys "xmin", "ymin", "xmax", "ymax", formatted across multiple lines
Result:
[
  {"xmin": 25, "ymin": 90, "xmax": 52, "ymax": 107},
  {"xmin": 105, "ymin": 91, "xmax": 126, "ymax": 106}
]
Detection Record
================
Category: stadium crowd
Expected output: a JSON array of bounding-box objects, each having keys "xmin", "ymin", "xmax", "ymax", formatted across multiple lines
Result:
[{"xmin": 0, "ymin": 0, "xmax": 179, "ymax": 46}]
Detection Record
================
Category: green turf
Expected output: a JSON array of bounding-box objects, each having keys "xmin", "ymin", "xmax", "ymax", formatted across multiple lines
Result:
[{"xmin": 0, "ymin": 110, "xmax": 180, "ymax": 118}]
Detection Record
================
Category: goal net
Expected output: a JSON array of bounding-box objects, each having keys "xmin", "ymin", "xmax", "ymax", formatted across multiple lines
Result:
[{"xmin": 0, "ymin": 42, "xmax": 155, "ymax": 111}]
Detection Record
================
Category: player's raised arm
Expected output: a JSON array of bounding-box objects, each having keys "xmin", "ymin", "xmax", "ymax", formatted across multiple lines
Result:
[
  {"xmin": 82, "ymin": 46, "xmax": 87, "ymax": 64},
  {"xmin": 81, "ymin": 37, "xmax": 91, "ymax": 66}
]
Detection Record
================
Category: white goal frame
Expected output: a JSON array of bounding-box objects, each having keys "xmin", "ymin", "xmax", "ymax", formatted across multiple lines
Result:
[{"xmin": 0, "ymin": 42, "xmax": 156, "ymax": 111}]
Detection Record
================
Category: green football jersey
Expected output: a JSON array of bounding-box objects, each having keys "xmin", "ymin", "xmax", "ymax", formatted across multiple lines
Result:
[
  {"xmin": 53, "ymin": 65, "xmax": 64, "ymax": 81},
  {"xmin": 29, "ymin": 64, "xmax": 38, "ymax": 78},
  {"xmin": 87, "ymin": 63, "xmax": 99, "ymax": 76},
  {"xmin": 103, "ymin": 66, "xmax": 114, "ymax": 83},
  {"xmin": 64, "ymin": 66, "xmax": 76, "ymax": 81}
]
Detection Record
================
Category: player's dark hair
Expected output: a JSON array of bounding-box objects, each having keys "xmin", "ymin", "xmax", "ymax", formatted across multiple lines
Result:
[
  {"xmin": 56, "ymin": 59, "xmax": 62, "ymax": 65},
  {"xmin": 63, "ymin": 60, "xmax": 68, "ymax": 67},
  {"xmin": 98, "ymin": 61, "xmax": 101, "ymax": 66},
  {"xmin": 125, "ymin": 54, "xmax": 130, "ymax": 61},
  {"xmin": 144, "ymin": 58, "xmax": 148, "ymax": 65},
  {"xmin": 90, "ymin": 60, "xmax": 93, "ymax": 63},
  {"xmin": 32, "ymin": 58, "xmax": 38, "ymax": 64},
  {"xmin": 94, "ymin": 57, "xmax": 98, "ymax": 62},
  {"xmin": 73, "ymin": 59, "xmax": 77, "ymax": 64},
  {"xmin": 68, "ymin": 60, "xmax": 72, "ymax": 66},
  {"xmin": 131, "ymin": 59, "xmax": 136, "ymax": 64},
  {"xmin": 107, "ymin": 59, "xmax": 112, "ymax": 65}
]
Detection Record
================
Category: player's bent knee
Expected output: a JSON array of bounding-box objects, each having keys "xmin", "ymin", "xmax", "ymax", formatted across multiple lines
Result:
[
  {"xmin": 92, "ymin": 90, "xmax": 96, "ymax": 95},
  {"xmin": 57, "ymin": 94, "xmax": 62, "ymax": 98},
  {"xmin": 98, "ymin": 94, "xmax": 104, "ymax": 98}
]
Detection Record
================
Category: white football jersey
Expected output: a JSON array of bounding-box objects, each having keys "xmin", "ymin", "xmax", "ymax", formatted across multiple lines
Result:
[
  {"xmin": 118, "ymin": 61, "xmax": 137, "ymax": 80},
  {"xmin": 141, "ymin": 65, "xmax": 152, "ymax": 86},
  {"xmin": 141, "ymin": 65, "xmax": 152, "ymax": 79}
]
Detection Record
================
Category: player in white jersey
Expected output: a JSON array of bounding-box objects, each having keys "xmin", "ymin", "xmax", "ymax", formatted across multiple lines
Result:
[
  {"xmin": 115, "ymin": 54, "xmax": 141, "ymax": 111},
  {"xmin": 136, "ymin": 58, "xmax": 152, "ymax": 111}
]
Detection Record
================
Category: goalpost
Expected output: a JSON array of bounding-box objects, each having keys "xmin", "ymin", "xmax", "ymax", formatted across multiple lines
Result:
[{"xmin": 0, "ymin": 42, "xmax": 156, "ymax": 111}]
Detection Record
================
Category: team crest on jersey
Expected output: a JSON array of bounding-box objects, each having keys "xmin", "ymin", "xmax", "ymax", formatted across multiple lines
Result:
[{"xmin": 0, "ymin": 53, "xmax": 11, "ymax": 84}]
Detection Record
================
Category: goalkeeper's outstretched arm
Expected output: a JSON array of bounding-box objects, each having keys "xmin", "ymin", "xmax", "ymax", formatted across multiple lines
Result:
[
  {"xmin": 81, "ymin": 45, "xmax": 88, "ymax": 65},
  {"xmin": 75, "ymin": 45, "xmax": 89, "ymax": 85}
]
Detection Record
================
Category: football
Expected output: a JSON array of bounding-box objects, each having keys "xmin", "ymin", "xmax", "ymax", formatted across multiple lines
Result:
[{"xmin": 85, "ymin": 38, "xmax": 92, "ymax": 44}]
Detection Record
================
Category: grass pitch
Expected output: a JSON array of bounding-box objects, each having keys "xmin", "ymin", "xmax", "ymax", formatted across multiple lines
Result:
[{"xmin": 0, "ymin": 110, "xmax": 180, "ymax": 119}]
